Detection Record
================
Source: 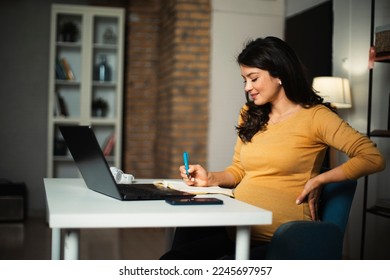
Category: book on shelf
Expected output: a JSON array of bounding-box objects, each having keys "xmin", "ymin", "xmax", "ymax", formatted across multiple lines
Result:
[
  {"xmin": 54, "ymin": 91, "xmax": 68, "ymax": 117},
  {"xmin": 103, "ymin": 133, "xmax": 115, "ymax": 156},
  {"xmin": 60, "ymin": 58, "xmax": 75, "ymax": 80},
  {"xmin": 56, "ymin": 57, "xmax": 75, "ymax": 80},
  {"xmin": 55, "ymin": 59, "xmax": 66, "ymax": 80},
  {"xmin": 153, "ymin": 179, "xmax": 234, "ymax": 197}
]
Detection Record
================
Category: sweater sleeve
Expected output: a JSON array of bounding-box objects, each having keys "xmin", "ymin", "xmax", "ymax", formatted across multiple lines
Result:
[{"xmin": 313, "ymin": 106, "xmax": 386, "ymax": 179}]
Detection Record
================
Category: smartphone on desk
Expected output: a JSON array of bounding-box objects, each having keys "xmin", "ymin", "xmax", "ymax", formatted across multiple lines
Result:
[{"xmin": 165, "ymin": 197, "xmax": 223, "ymax": 205}]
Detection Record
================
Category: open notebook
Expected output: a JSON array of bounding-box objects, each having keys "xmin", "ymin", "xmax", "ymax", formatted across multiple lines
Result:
[{"xmin": 154, "ymin": 180, "xmax": 234, "ymax": 197}]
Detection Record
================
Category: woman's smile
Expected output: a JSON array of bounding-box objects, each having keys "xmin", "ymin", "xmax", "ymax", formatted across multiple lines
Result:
[{"xmin": 250, "ymin": 92, "xmax": 259, "ymax": 100}]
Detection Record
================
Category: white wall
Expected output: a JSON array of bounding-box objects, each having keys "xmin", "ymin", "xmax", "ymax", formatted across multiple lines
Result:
[{"xmin": 208, "ymin": 0, "xmax": 285, "ymax": 171}]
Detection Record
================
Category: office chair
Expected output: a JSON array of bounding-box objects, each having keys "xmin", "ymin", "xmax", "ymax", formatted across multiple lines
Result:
[{"xmin": 253, "ymin": 179, "xmax": 357, "ymax": 260}]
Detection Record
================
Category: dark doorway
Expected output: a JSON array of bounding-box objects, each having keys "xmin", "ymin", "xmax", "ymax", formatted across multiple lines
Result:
[{"xmin": 285, "ymin": 1, "xmax": 333, "ymax": 82}]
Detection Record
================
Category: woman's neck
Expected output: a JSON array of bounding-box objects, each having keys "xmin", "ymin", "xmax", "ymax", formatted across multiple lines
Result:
[{"xmin": 269, "ymin": 101, "xmax": 302, "ymax": 124}]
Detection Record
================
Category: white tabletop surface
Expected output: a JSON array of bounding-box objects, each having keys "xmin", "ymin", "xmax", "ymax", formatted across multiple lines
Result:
[{"xmin": 44, "ymin": 178, "xmax": 272, "ymax": 229}]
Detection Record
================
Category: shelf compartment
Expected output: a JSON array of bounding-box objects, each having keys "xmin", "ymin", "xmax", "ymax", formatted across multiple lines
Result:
[
  {"xmin": 367, "ymin": 198, "xmax": 390, "ymax": 218},
  {"xmin": 93, "ymin": 43, "xmax": 118, "ymax": 50},
  {"xmin": 56, "ymin": 42, "xmax": 82, "ymax": 49},
  {"xmin": 370, "ymin": 129, "xmax": 390, "ymax": 137},
  {"xmin": 52, "ymin": 117, "xmax": 81, "ymax": 124},
  {"xmin": 90, "ymin": 118, "xmax": 117, "ymax": 125},
  {"xmin": 56, "ymin": 14, "xmax": 82, "ymax": 43},
  {"xmin": 92, "ymin": 86, "xmax": 117, "ymax": 118},
  {"xmin": 55, "ymin": 80, "xmax": 81, "ymax": 86},
  {"xmin": 367, "ymin": 206, "xmax": 390, "ymax": 219},
  {"xmin": 93, "ymin": 16, "xmax": 119, "ymax": 45},
  {"xmin": 92, "ymin": 81, "xmax": 116, "ymax": 87},
  {"xmin": 375, "ymin": 54, "xmax": 390, "ymax": 63},
  {"xmin": 53, "ymin": 87, "xmax": 81, "ymax": 118},
  {"xmin": 48, "ymin": 4, "xmax": 124, "ymax": 178}
]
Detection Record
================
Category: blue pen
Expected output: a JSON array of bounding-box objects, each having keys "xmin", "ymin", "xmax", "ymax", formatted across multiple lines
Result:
[{"xmin": 183, "ymin": 152, "xmax": 190, "ymax": 178}]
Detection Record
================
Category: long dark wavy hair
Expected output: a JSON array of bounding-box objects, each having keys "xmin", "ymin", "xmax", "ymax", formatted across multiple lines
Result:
[{"xmin": 236, "ymin": 36, "xmax": 333, "ymax": 143}]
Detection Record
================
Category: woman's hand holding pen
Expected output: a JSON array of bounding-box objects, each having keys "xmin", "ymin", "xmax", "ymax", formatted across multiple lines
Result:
[
  {"xmin": 179, "ymin": 164, "xmax": 209, "ymax": 187},
  {"xmin": 181, "ymin": 152, "xmax": 210, "ymax": 187},
  {"xmin": 181, "ymin": 151, "xmax": 236, "ymax": 188}
]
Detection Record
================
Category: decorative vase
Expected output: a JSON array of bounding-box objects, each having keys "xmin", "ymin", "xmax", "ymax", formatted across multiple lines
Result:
[{"xmin": 94, "ymin": 55, "xmax": 111, "ymax": 82}]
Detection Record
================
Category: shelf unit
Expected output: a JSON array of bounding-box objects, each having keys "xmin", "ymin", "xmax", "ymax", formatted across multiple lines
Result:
[
  {"xmin": 47, "ymin": 4, "xmax": 125, "ymax": 178},
  {"xmin": 361, "ymin": 0, "xmax": 390, "ymax": 259}
]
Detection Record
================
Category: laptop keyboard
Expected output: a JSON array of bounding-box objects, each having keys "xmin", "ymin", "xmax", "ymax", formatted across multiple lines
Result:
[
  {"xmin": 118, "ymin": 183, "xmax": 190, "ymax": 197},
  {"xmin": 118, "ymin": 184, "xmax": 161, "ymax": 195}
]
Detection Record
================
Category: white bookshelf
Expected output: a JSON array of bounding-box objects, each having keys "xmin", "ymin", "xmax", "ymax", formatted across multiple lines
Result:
[{"xmin": 47, "ymin": 4, "xmax": 125, "ymax": 177}]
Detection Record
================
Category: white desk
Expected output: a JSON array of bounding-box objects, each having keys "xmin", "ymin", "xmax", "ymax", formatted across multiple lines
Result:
[{"xmin": 44, "ymin": 178, "xmax": 272, "ymax": 260}]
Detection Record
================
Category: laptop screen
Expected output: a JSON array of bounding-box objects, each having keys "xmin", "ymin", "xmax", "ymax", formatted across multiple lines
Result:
[{"xmin": 59, "ymin": 125, "xmax": 122, "ymax": 199}]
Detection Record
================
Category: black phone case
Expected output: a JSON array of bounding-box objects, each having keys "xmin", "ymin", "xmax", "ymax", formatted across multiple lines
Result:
[{"xmin": 165, "ymin": 197, "xmax": 223, "ymax": 205}]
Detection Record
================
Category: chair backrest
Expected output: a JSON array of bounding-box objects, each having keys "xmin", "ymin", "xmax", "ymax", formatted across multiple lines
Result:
[
  {"xmin": 263, "ymin": 179, "xmax": 357, "ymax": 260},
  {"xmin": 319, "ymin": 179, "xmax": 357, "ymax": 233}
]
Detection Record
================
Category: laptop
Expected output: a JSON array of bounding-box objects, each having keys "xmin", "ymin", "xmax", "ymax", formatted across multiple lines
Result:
[{"xmin": 59, "ymin": 125, "xmax": 195, "ymax": 201}]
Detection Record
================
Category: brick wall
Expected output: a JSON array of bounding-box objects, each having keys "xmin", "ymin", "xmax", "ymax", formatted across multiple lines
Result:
[
  {"xmin": 124, "ymin": 0, "xmax": 211, "ymax": 179},
  {"xmin": 123, "ymin": 0, "xmax": 161, "ymax": 178}
]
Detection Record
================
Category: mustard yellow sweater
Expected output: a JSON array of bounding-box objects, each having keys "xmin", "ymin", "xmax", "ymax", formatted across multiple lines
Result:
[{"xmin": 225, "ymin": 105, "xmax": 386, "ymax": 242}]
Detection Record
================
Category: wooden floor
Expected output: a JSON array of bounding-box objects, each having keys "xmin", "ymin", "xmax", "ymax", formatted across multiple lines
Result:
[{"xmin": 0, "ymin": 216, "xmax": 168, "ymax": 260}]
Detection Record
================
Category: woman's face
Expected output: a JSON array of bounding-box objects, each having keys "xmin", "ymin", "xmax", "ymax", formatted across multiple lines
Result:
[{"xmin": 240, "ymin": 65, "xmax": 282, "ymax": 106}]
